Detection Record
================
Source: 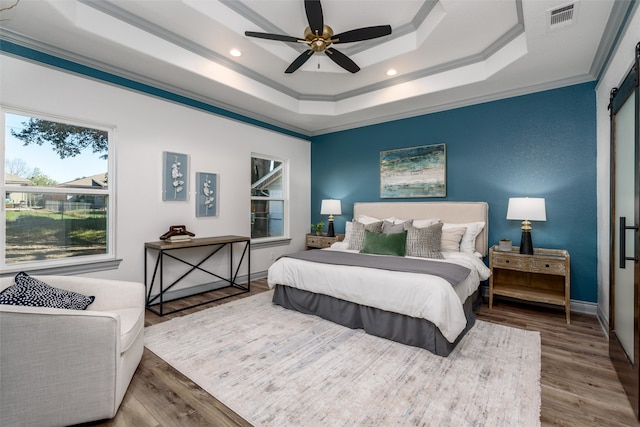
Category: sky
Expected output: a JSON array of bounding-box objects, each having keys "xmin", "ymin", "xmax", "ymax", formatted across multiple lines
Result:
[{"xmin": 4, "ymin": 113, "xmax": 107, "ymax": 184}]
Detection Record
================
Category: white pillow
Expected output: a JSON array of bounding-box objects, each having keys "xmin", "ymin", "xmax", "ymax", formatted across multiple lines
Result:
[
  {"xmin": 440, "ymin": 227, "xmax": 467, "ymax": 252},
  {"xmin": 330, "ymin": 241, "xmax": 349, "ymax": 250},
  {"xmin": 357, "ymin": 214, "xmax": 382, "ymax": 225},
  {"xmin": 443, "ymin": 222, "xmax": 485, "ymax": 254},
  {"xmin": 412, "ymin": 218, "xmax": 440, "ymax": 228}
]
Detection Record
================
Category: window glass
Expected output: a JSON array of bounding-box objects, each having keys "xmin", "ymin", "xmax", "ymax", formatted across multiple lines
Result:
[
  {"xmin": 251, "ymin": 156, "xmax": 286, "ymax": 239},
  {"xmin": 3, "ymin": 111, "xmax": 113, "ymax": 268},
  {"xmin": 6, "ymin": 193, "xmax": 108, "ymax": 264}
]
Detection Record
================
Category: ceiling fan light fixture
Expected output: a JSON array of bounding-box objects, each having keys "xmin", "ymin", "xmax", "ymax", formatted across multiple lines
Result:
[{"xmin": 244, "ymin": 0, "xmax": 392, "ymax": 74}]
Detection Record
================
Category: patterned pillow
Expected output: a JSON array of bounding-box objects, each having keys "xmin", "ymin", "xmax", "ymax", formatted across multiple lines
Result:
[
  {"xmin": 347, "ymin": 220, "xmax": 383, "ymax": 251},
  {"xmin": 404, "ymin": 222, "xmax": 444, "ymax": 259},
  {"xmin": 0, "ymin": 272, "xmax": 95, "ymax": 310}
]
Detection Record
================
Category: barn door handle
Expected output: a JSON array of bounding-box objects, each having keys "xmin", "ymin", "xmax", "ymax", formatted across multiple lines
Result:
[{"xmin": 620, "ymin": 216, "xmax": 638, "ymax": 269}]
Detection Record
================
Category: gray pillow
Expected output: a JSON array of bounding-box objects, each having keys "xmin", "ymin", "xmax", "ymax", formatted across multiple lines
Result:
[
  {"xmin": 382, "ymin": 219, "xmax": 413, "ymax": 234},
  {"xmin": 404, "ymin": 222, "xmax": 444, "ymax": 259},
  {"xmin": 348, "ymin": 220, "xmax": 383, "ymax": 251}
]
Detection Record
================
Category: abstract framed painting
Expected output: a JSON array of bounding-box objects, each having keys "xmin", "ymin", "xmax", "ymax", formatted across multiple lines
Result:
[
  {"xmin": 162, "ymin": 151, "xmax": 188, "ymax": 201},
  {"xmin": 196, "ymin": 172, "xmax": 217, "ymax": 217},
  {"xmin": 380, "ymin": 143, "xmax": 446, "ymax": 198}
]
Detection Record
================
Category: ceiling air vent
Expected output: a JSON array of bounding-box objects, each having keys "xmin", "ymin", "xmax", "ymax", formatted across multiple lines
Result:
[{"xmin": 548, "ymin": 3, "xmax": 577, "ymax": 29}]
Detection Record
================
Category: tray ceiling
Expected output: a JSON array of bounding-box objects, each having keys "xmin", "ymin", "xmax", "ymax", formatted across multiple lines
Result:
[{"xmin": 0, "ymin": 0, "xmax": 629, "ymax": 136}]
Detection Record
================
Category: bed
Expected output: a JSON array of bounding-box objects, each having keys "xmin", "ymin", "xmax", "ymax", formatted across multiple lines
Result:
[{"xmin": 267, "ymin": 202, "xmax": 491, "ymax": 356}]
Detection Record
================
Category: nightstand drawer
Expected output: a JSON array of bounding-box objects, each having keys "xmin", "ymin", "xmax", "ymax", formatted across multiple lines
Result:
[
  {"xmin": 529, "ymin": 257, "xmax": 566, "ymax": 275},
  {"xmin": 492, "ymin": 253, "xmax": 530, "ymax": 271},
  {"xmin": 306, "ymin": 234, "xmax": 345, "ymax": 249},
  {"xmin": 307, "ymin": 236, "xmax": 332, "ymax": 248}
]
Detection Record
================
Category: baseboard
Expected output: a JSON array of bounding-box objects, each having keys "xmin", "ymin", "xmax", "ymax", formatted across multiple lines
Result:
[
  {"xmin": 570, "ymin": 299, "xmax": 598, "ymax": 316},
  {"xmin": 147, "ymin": 270, "xmax": 268, "ymax": 302},
  {"xmin": 596, "ymin": 306, "xmax": 610, "ymax": 338}
]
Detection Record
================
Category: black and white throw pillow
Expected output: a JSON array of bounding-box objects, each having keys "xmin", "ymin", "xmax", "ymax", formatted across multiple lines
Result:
[{"xmin": 0, "ymin": 272, "xmax": 95, "ymax": 310}]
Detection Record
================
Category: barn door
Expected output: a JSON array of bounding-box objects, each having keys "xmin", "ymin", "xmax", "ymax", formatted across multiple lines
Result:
[{"xmin": 610, "ymin": 42, "xmax": 640, "ymax": 420}]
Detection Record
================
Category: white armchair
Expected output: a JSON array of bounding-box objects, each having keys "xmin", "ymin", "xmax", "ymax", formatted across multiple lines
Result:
[{"xmin": 0, "ymin": 275, "xmax": 145, "ymax": 427}]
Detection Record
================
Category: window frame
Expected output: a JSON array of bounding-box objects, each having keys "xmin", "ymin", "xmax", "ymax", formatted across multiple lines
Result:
[
  {"xmin": 250, "ymin": 153, "xmax": 289, "ymax": 243},
  {"xmin": 1, "ymin": 107, "xmax": 118, "ymax": 274}
]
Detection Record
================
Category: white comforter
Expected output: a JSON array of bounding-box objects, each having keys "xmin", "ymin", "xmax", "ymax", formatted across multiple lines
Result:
[{"xmin": 267, "ymin": 246, "xmax": 491, "ymax": 343}]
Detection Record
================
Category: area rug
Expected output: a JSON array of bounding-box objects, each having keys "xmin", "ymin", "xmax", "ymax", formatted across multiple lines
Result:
[{"xmin": 144, "ymin": 291, "xmax": 541, "ymax": 426}]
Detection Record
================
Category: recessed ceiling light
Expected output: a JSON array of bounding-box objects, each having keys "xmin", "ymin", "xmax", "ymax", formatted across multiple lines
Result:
[
  {"xmin": 230, "ymin": 49, "xmax": 242, "ymax": 57},
  {"xmin": 386, "ymin": 69, "xmax": 397, "ymax": 76}
]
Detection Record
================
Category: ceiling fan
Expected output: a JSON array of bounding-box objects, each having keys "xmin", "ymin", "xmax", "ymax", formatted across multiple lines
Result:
[{"xmin": 244, "ymin": 0, "xmax": 392, "ymax": 74}]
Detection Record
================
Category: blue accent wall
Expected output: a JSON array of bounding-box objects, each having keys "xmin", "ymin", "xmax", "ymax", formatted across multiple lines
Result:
[{"xmin": 311, "ymin": 82, "xmax": 598, "ymax": 302}]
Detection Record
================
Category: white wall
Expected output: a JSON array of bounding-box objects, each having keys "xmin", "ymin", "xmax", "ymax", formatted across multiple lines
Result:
[
  {"xmin": 1, "ymin": 54, "xmax": 311, "ymax": 288},
  {"xmin": 595, "ymin": 6, "xmax": 640, "ymax": 325}
]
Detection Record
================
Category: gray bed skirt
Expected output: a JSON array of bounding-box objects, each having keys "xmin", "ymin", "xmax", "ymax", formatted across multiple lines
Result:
[{"xmin": 272, "ymin": 284, "xmax": 478, "ymax": 357}]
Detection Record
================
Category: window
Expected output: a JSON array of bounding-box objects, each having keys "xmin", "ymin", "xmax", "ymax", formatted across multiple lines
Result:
[
  {"xmin": 2, "ymin": 109, "xmax": 115, "ymax": 272},
  {"xmin": 251, "ymin": 154, "xmax": 287, "ymax": 239}
]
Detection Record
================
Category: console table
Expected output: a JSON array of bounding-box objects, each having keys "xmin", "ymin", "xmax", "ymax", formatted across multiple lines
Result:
[{"xmin": 144, "ymin": 235, "xmax": 250, "ymax": 316}]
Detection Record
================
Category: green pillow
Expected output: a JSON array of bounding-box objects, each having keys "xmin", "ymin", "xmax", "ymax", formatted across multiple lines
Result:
[{"xmin": 360, "ymin": 230, "xmax": 407, "ymax": 257}]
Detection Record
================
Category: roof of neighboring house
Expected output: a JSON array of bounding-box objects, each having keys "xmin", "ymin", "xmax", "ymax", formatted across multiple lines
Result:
[
  {"xmin": 5, "ymin": 173, "xmax": 33, "ymax": 186},
  {"xmin": 58, "ymin": 173, "xmax": 108, "ymax": 189}
]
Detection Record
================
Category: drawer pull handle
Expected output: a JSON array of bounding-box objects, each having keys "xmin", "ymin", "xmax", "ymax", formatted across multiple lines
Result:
[{"xmin": 545, "ymin": 264, "xmax": 550, "ymax": 268}]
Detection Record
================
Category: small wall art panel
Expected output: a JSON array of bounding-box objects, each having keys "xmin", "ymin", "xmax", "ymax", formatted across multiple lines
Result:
[
  {"xmin": 380, "ymin": 143, "xmax": 446, "ymax": 198},
  {"xmin": 196, "ymin": 172, "xmax": 218, "ymax": 217},
  {"xmin": 162, "ymin": 151, "xmax": 188, "ymax": 201}
]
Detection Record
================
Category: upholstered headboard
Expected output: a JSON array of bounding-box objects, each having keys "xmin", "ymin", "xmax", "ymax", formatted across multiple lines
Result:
[{"xmin": 353, "ymin": 202, "xmax": 489, "ymax": 257}]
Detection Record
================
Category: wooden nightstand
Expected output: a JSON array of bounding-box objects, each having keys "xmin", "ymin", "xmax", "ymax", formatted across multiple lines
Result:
[
  {"xmin": 306, "ymin": 233, "xmax": 345, "ymax": 249},
  {"xmin": 489, "ymin": 246, "xmax": 571, "ymax": 324}
]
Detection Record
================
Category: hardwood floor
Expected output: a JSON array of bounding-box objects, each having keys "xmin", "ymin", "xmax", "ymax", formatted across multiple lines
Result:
[
  {"xmin": 83, "ymin": 280, "xmax": 639, "ymax": 427},
  {"xmin": 477, "ymin": 299, "xmax": 638, "ymax": 427}
]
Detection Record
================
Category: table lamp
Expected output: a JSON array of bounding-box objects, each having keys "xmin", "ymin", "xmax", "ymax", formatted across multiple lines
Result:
[
  {"xmin": 320, "ymin": 199, "xmax": 342, "ymax": 237},
  {"xmin": 506, "ymin": 197, "xmax": 546, "ymax": 255}
]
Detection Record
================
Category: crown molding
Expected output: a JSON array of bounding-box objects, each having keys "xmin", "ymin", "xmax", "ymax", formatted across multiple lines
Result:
[
  {"xmin": 592, "ymin": 0, "xmax": 638, "ymax": 80},
  {"xmin": 0, "ymin": 33, "xmax": 313, "ymax": 139},
  {"xmin": 308, "ymin": 74, "xmax": 596, "ymax": 136}
]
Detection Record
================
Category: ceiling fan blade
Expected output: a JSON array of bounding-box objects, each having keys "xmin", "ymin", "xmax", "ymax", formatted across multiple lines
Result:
[
  {"xmin": 285, "ymin": 50, "xmax": 315, "ymax": 73},
  {"xmin": 332, "ymin": 25, "xmax": 392, "ymax": 44},
  {"xmin": 245, "ymin": 31, "xmax": 302, "ymax": 43},
  {"xmin": 304, "ymin": 0, "xmax": 324, "ymax": 35},
  {"xmin": 325, "ymin": 48, "xmax": 360, "ymax": 73}
]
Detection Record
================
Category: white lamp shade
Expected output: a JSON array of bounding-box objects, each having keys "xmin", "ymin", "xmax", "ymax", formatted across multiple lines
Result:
[
  {"xmin": 320, "ymin": 199, "xmax": 342, "ymax": 215},
  {"xmin": 506, "ymin": 197, "xmax": 546, "ymax": 221}
]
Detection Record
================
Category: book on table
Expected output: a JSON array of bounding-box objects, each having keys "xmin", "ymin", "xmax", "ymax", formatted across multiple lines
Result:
[{"xmin": 167, "ymin": 235, "xmax": 192, "ymax": 242}]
